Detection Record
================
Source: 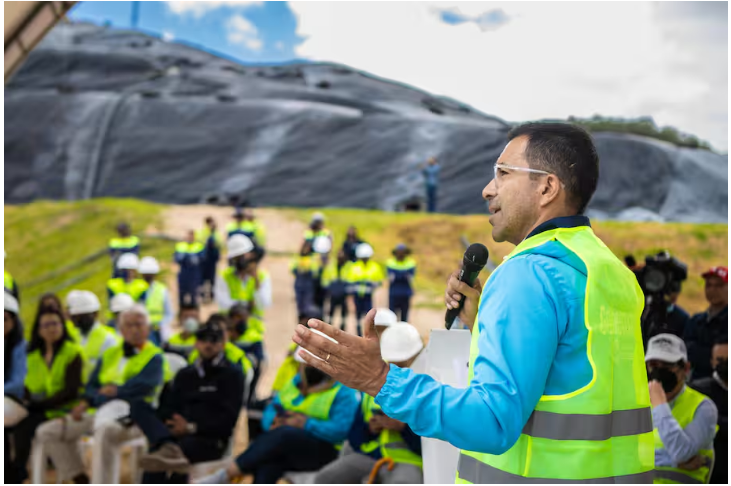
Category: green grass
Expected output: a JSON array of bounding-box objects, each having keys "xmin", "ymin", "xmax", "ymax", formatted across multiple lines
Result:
[
  {"xmin": 286, "ymin": 208, "xmax": 728, "ymax": 314},
  {"xmin": 4, "ymin": 199, "xmax": 169, "ymax": 325}
]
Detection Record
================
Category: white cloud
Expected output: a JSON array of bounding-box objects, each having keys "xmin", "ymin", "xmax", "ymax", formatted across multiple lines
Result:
[
  {"xmin": 167, "ymin": 1, "xmax": 262, "ymax": 18},
  {"xmin": 162, "ymin": 31, "xmax": 175, "ymax": 42},
  {"xmin": 289, "ymin": 2, "xmax": 727, "ymax": 151},
  {"xmin": 227, "ymin": 14, "xmax": 263, "ymax": 51}
]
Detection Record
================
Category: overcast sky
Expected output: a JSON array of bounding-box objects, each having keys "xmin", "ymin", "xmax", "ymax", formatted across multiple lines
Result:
[{"xmin": 71, "ymin": 1, "xmax": 729, "ymax": 151}]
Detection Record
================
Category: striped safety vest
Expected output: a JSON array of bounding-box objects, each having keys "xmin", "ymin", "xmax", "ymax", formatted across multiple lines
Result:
[
  {"xmin": 226, "ymin": 221, "xmax": 266, "ymax": 246},
  {"xmin": 175, "ymin": 241, "xmax": 205, "ymax": 258},
  {"xmin": 107, "ymin": 278, "xmax": 149, "ymax": 301},
  {"xmin": 25, "ymin": 340, "xmax": 84, "ymax": 418},
  {"xmin": 456, "ymin": 226, "xmax": 654, "ymax": 484},
  {"xmin": 145, "ymin": 281, "xmax": 167, "ymax": 329},
  {"xmin": 109, "ymin": 236, "xmax": 140, "ymax": 252},
  {"xmin": 360, "ymin": 394, "xmax": 423, "ymax": 467},
  {"xmin": 346, "ymin": 260, "xmax": 384, "ymax": 297},
  {"xmin": 278, "ymin": 378, "xmax": 341, "ymax": 421}
]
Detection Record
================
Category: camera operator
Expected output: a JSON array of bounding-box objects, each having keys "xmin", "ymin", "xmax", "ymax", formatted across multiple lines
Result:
[{"xmin": 685, "ymin": 266, "xmax": 728, "ymax": 380}]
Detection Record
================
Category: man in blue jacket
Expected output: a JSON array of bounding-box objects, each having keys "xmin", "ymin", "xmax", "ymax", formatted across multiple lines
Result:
[{"xmin": 294, "ymin": 123, "xmax": 655, "ymax": 483}]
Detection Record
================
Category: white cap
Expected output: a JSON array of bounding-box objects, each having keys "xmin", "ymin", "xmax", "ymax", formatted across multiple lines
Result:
[
  {"xmin": 4, "ymin": 292, "xmax": 19, "ymax": 314},
  {"xmin": 227, "ymin": 234, "xmax": 255, "ymax": 258},
  {"xmin": 645, "ymin": 333, "xmax": 688, "ymax": 363},
  {"xmin": 355, "ymin": 243, "xmax": 374, "ymax": 259},
  {"xmin": 138, "ymin": 256, "xmax": 160, "ymax": 274},
  {"xmin": 312, "ymin": 236, "xmax": 332, "ymax": 254},
  {"xmin": 109, "ymin": 293, "xmax": 135, "ymax": 313},
  {"xmin": 68, "ymin": 290, "xmax": 101, "ymax": 315},
  {"xmin": 380, "ymin": 324, "xmax": 424, "ymax": 363},
  {"xmin": 298, "ymin": 329, "xmax": 338, "ymax": 362},
  {"xmin": 374, "ymin": 308, "xmax": 398, "ymax": 327},
  {"xmin": 116, "ymin": 253, "xmax": 139, "ymax": 270},
  {"xmin": 311, "ymin": 212, "xmax": 325, "ymax": 223}
]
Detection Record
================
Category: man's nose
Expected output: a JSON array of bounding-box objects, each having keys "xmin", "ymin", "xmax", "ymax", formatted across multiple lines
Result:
[{"xmin": 483, "ymin": 178, "xmax": 497, "ymax": 200}]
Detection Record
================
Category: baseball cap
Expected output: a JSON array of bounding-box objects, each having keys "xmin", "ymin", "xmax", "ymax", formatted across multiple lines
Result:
[
  {"xmin": 645, "ymin": 333, "xmax": 688, "ymax": 363},
  {"xmin": 195, "ymin": 320, "xmax": 225, "ymax": 342},
  {"xmin": 702, "ymin": 266, "xmax": 728, "ymax": 283}
]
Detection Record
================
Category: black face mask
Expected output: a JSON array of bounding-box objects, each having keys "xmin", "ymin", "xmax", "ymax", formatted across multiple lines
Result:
[
  {"xmin": 122, "ymin": 342, "xmax": 136, "ymax": 357},
  {"xmin": 304, "ymin": 366, "xmax": 329, "ymax": 387},
  {"xmin": 235, "ymin": 321, "xmax": 247, "ymax": 335},
  {"xmin": 74, "ymin": 315, "xmax": 95, "ymax": 333},
  {"xmin": 234, "ymin": 258, "xmax": 250, "ymax": 271},
  {"xmin": 715, "ymin": 360, "xmax": 728, "ymax": 382},
  {"xmin": 649, "ymin": 367, "xmax": 679, "ymax": 393}
]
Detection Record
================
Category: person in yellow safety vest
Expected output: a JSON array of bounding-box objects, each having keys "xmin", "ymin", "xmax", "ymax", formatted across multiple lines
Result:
[
  {"xmin": 187, "ymin": 314, "xmax": 254, "ymax": 379},
  {"xmin": 226, "ymin": 207, "xmax": 267, "ymax": 248},
  {"xmin": 29, "ymin": 292, "xmax": 77, "ymax": 342},
  {"xmin": 139, "ymin": 256, "xmax": 173, "ymax": 346},
  {"xmin": 4, "ymin": 251, "xmax": 19, "ymax": 303},
  {"xmin": 197, "ymin": 216, "xmax": 222, "ymax": 303},
  {"xmin": 294, "ymin": 123, "xmax": 657, "ymax": 484},
  {"xmin": 228, "ymin": 304, "xmax": 266, "ymax": 407},
  {"xmin": 346, "ymin": 243, "xmax": 384, "ymax": 336},
  {"xmin": 109, "ymin": 222, "xmax": 141, "ymax": 278},
  {"xmin": 291, "ymin": 239, "xmax": 323, "ymax": 319},
  {"xmin": 215, "ymin": 234, "xmax": 272, "ymax": 315},
  {"xmin": 35, "ymin": 304, "xmax": 165, "ymax": 484},
  {"xmin": 303, "ymin": 212, "xmax": 332, "ymax": 246},
  {"xmin": 163, "ymin": 303, "xmax": 202, "ymax": 359},
  {"xmin": 107, "ymin": 252, "xmax": 149, "ymax": 310},
  {"xmin": 386, "ymin": 243, "xmax": 417, "ymax": 323},
  {"xmin": 314, "ymin": 323, "xmax": 424, "ymax": 484},
  {"xmin": 175, "ymin": 230, "xmax": 206, "ymax": 307},
  {"xmin": 107, "ymin": 292, "xmax": 135, "ymax": 330},
  {"xmin": 7, "ymin": 308, "xmax": 83, "ymax": 484},
  {"xmin": 321, "ymin": 250, "xmax": 352, "ymax": 330},
  {"xmin": 196, "ymin": 347, "xmax": 359, "ymax": 484},
  {"xmin": 645, "ymin": 334, "xmax": 718, "ymax": 484},
  {"xmin": 67, "ymin": 290, "xmax": 119, "ymax": 381}
]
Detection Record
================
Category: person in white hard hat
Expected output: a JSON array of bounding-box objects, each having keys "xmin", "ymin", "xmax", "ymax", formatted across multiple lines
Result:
[
  {"xmin": 68, "ymin": 290, "xmax": 119, "ymax": 373},
  {"xmin": 304, "ymin": 212, "xmax": 332, "ymax": 245},
  {"xmin": 345, "ymin": 243, "xmax": 384, "ymax": 336},
  {"xmin": 106, "ymin": 252, "xmax": 149, "ymax": 308},
  {"xmin": 107, "ymin": 293, "xmax": 135, "ymax": 329},
  {"xmin": 313, "ymin": 323, "xmax": 424, "ymax": 484},
  {"xmin": 108, "ymin": 222, "xmax": 140, "ymax": 278},
  {"xmin": 215, "ymin": 234, "xmax": 272, "ymax": 314},
  {"xmin": 139, "ymin": 256, "xmax": 173, "ymax": 345}
]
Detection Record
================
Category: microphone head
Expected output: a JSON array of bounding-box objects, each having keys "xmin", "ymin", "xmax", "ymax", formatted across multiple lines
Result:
[{"xmin": 464, "ymin": 243, "xmax": 489, "ymax": 269}]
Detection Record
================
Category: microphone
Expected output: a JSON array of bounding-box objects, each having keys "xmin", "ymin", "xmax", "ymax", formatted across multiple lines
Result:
[{"xmin": 445, "ymin": 243, "xmax": 489, "ymax": 330}]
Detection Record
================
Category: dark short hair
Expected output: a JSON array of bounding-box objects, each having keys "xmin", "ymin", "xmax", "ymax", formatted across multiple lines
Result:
[
  {"xmin": 507, "ymin": 122, "xmax": 599, "ymax": 214},
  {"xmin": 714, "ymin": 336, "xmax": 728, "ymax": 347},
  {"xmin": 179, "ymin": 303, "xmax": 200, "ymax": 315}
]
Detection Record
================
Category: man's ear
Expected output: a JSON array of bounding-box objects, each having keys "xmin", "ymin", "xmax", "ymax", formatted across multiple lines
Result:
[{"xmin": 539, "ymin": 174, "xmax": 562, "ymax": 207}]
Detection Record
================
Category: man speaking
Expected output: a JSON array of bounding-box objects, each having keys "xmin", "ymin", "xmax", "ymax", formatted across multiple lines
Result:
[{"xmin": 293, "ymin": 123, "xmax": 654, "ymax": 483}]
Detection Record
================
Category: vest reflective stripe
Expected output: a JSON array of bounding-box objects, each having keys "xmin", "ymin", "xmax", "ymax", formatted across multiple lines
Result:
[
  {"xmin": 4, "ymin": 270, "xmax": 14, "ymax": 291},
  {"xmin": 360, "ymin": 394, "xmax": 423, "ymax": 467},
  {"xmin": 458, "ymin": 456, "xmax": 655, "ymax": 484},
  {"xmin": 522, "ymin": 408, "xmax": 653, "ymax": 441},
  {"xmin": 107, "ymin": 278, "xmax": 149, "ymax": 301},
  {"xmin": 109, "ymin": 236, "xmax": 140, "ymax": 250},
  {"xmin": 98, "ymin": 342, "xmax": 162, "ymax": 403},
  {"xmin": 278, "ymin": 379, "xmax": 340, "ymax": 420},
  {"xmin": 346, "ymin": 261, "xmax": 384, "ymax": 296},
  {"xmin": 25, "ymin": 341, "xmax": 83, "ymax": 418},
  {"xmin": 385, "ymin": 258, "xmax": 416, "ymax": 271},
  {"xmin": 175, "ymin": 241, "xmax": 205, "ymax": 254},
  {"xmin": 653, "ymin": 386, "xmax": 715, "ymax": 484},
  {"xmin": 456, "ymin": 226, "xmax": 653, "ymax": 484},
  {"xmin": 188, "ymin": 342, "xmax": 252, "ymax": 375},
  {"xmin": 145, "ymin": 282, "xmax": 166, "ymax": 327}
]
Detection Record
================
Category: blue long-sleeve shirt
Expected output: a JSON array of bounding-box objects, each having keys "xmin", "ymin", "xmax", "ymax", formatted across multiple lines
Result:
[
  {"xmin": 375, "ymin": 216, "xmax": 595, "ymax": 454},
  {"xmin": 653, "ymin": 386, "xmax": 718, "ymax": 466},
  {"xmin": 4, "ymin": 340, "xmax": 27, "ymax": 400},
  {"xmin": 84, "ymin": 353, "xmax": 164, "ymax": 407},
  {"xmin": 262, "ymin": 375, "xmax": 359, "ymax": 444}
]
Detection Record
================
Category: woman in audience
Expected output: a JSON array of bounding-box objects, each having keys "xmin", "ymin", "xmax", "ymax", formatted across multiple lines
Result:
[
  {"xmin": 8, "ymin": 307, "xmax": 83, "ymax": 483},
  {"xmin": 4, "ymin": 292, "xmax": 27, "ymax": 484}
]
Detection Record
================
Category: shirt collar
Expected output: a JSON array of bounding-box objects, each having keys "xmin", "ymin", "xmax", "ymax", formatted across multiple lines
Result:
[{"xmin": 525, "ymin": 215, "xmax": 591, "ymax": 241}]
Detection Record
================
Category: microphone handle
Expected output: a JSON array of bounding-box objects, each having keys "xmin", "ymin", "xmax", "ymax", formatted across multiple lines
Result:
[{"xmin": 445, "ymin": 265, "xmax": 482, "ymax": 330}]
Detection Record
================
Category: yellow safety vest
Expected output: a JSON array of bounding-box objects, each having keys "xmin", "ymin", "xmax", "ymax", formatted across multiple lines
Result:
[
  {"xmin": 25, "ymin": 340, "xmax": 84, "ymax": 418},
  {"xmin": 175, "ymin": 241, "xmax": 205, "ymax": 256},
  {"xmin": 98, "ymin": 341, "xmax": 163, "ymax": 403},
  {"xmin": 303, "ymin": 228, "xmax": 331, "ymax": 241},
  {"xmin": 385, "ymin": 257, "xmax": 417, "ymax": 272},
  {"xmin": 654, "ymin": 386, "xmax": 717, "ymax": 484},
  {"xmin": 145, "ymin": 281, "xmax": 167, "ymax": 328},
  {"xmin": 236, "ymin": 315, "xmax": 265, "ymax": 345},
  {"xmin": 321, "ymin": 261, "xmax": 351, "ymax": 288},
  {"xmin": 360, "ymin": 394, "xmax": 423, "ymax": 467},
  {"xmin": 4, "ymin": 270, "xmax": 14, "ymax": 293},
  {"xmin": 221, "ymin": 267, "xmax": 269, "ymax": 316},
  {"xmin": 456, "ymin": 226, "xmax": 654, "ymax": 484},
  {"xmin": 290, "ymin": 254, "xmax": 322, "ymax": 276},
  {"xmin": 272, "ymin": 343, "xmax": 300, "ymax": 393},
  {"xmin": 195, "ymin": 227, "xmax": 221, "ymax": 247},
  {"xmin": 168, "ymin": 332, "xmax": 197, "ymax": 356},
  {"xmin": 107, "ymin": 278, "xmax": 149, "ymax": 301},
  {"xmin": 346, "ymin": 260, "xmax": 384, "ymax": 297},
  {"xmin": 226, "ymin": 221, "xmax": 266, "ymax": 246},
  {"xmin": 109, "ymin": 236, "xmax": 140, "ymax": 251},
  {"xmin": 81, "ymin": 324, "xmax": 120, "ymax": 382},
  {"xmin": 278, "ymin": 378, "xmax": 341, "ymax": 421},
  {"xmin": 188, "ymin": 341, "xmax": 253, "ymax": 375}
]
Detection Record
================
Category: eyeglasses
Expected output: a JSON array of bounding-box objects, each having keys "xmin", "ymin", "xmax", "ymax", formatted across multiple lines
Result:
[{"xmin": 493, "ymin": 164, "xmax": 551, "ymax": 188}]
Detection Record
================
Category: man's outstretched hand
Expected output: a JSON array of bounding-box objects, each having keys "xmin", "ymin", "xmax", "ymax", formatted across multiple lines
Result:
[{"xmin": 292, "ymin": 308, "xmax": 390, "ymax": 397}]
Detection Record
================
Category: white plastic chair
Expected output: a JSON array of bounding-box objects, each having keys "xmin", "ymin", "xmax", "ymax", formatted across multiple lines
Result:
[
  {"xmin": 164, "ymin": 352, "xmax": 189, "ymax": 377},
  {"xmin": 83, "ymin": 433, "xmax": 147, "ymax": 484}
]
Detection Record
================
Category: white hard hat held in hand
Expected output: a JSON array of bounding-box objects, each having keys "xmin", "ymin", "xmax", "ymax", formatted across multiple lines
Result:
[
  {"xmin": 138, "ymin": 256, "xmax": 160, "ymax": 275},
  {"xmin": 4, "ymin": 292, "xmax": 19, "ymax": 315},
  {"xmin": 312, "ymin": 236, "xmax": 332, "ymax": 254},
  {"xmin": 380, "ymin": 323, "xmax": 424, "ymax": 363},
  {"xmin": 69, "ymin": 291, "xmax": 101, "ymax": 315},
  {"xmin": 374, "ymin": 308, "xmax": 398, "ymax": 327},
  {"xmin": 110, "ymin": 293, "xmax": 135, "ymax": 313},
  {"xmin": 355, "ymin": 243, "xmax": 374, "ymax": 259},
  {"xmin": 116, "ymin": 253, "xmax": 140, "ymax": 270},
  {"xmin": 227, "ymin": 234, "xmax": 254, "ymax": 258}
]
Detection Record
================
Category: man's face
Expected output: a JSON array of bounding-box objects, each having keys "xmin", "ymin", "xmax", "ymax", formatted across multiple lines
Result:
[
  {"xmin": 394, "ymin": 249, "xmax": 407, "ymax": 260},
  {"xmin": 4, "ymin": 311, "xmax": 13, "ymax": 337},
  {"xmin": 704, "ymin": 276, "xmax": 728, "ymax": 307},
  {"xmin": 179, "ymin": 308, "xmax": 200, "ymax": 325},
  {"xmin": 483, "ymin": 136, "xmax": 543, "ymax": 245},
  {"xmin": 711, "ymin": 343, "xmax": 728, "ymax": 370},
  {"xmin": 121, "ymin": 313, "xmax": 149, "ymax": 346},
  {"xmin": 196, "ymin": 335, "xmax": 224, "ymax": 360},
  {"xmin": 186, "ymin": 231, "xmax": 195, "ymax": 243},
  {"xmin": 141, "ymin": 273, "xmax": 155, "ymax": 284},
  {"xmin": 243, "ymin": 209, "xmax": 254, "ymax": 221}
]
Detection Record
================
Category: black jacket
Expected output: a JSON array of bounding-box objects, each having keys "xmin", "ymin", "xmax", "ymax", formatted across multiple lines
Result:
[
  {"xmin": 690, "ymin": 376, "xmax": 727, "ymax": 485},
  {"xmin": 161, "ymin": 356, "xmax": 244, "ymax": 442},
  {"xmin": 685, "ymin": 307, "xmax": 728, "ymax": 379}
]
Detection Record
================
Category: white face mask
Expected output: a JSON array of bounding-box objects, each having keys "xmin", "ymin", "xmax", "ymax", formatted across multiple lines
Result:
[{"xmin": 183, "ymin": 317, "xmax": 199, "ymax": 334}]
